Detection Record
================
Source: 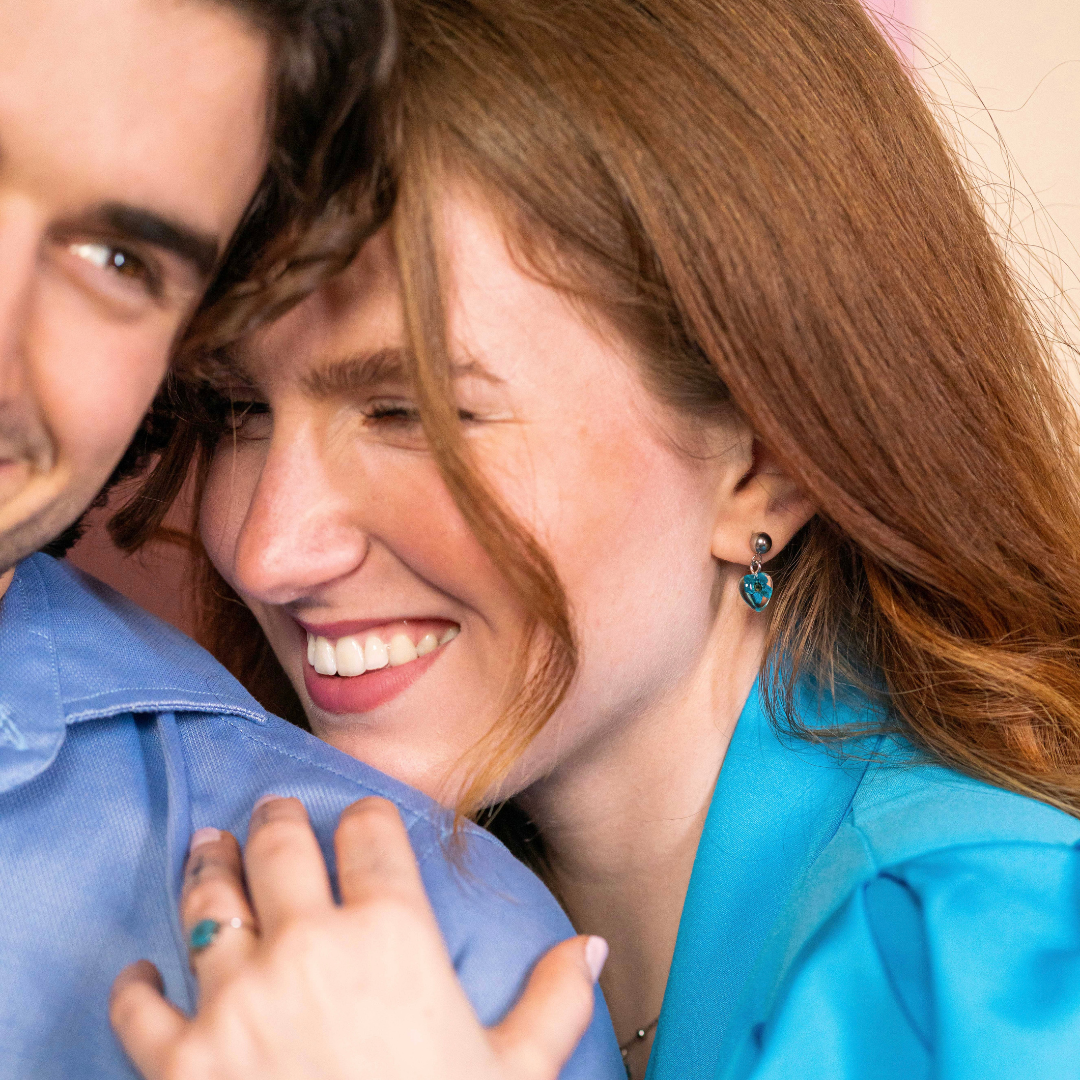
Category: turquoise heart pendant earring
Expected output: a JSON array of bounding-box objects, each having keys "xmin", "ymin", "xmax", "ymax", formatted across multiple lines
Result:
[{"xmin": 740, "ymin": 532, "xmax": 773, "ymax": 611}]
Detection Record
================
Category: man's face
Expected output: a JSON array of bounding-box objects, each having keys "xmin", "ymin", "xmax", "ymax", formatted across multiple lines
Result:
[{"xmin": 0, "ymin": 0, "xmax": 271, "ymax": 579}]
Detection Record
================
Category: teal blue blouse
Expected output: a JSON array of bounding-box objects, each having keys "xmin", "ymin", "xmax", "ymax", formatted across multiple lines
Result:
[{"xmin": 650, "ymin": 680, "xmax": 1080, "ymax": 1080}]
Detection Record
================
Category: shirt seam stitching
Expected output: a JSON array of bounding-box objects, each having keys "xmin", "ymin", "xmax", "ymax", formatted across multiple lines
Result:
[
  {"xmin": 216, "ymin": 716, "xmax": 468, "ymax": 864},
  {"xmin": 64, "ymin": 699, "xmax": 265, "ymax": 726}
]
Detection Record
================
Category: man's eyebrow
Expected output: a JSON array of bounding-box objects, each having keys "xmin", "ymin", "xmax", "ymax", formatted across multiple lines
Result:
[
  {"xmin": 301, "ymin": 348, "xmax": 503, "ymax": 399},
  {"xmin": 90, "ymin": 203, "xmax": 221, "ymax": 279}
]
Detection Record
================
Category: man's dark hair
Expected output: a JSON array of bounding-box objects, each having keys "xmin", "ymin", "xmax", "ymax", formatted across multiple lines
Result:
[
  {"xmin": 44, "ymin": 0, "xmax": 397, "ymax": 557},
  {"xmin": 191, "ymin": 0, "xmax": 397, "ymax": 360}
]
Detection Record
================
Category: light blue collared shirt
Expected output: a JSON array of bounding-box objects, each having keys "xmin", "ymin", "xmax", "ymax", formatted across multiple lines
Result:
[
  {"xmin": 651, "ymin": 680, "xmax": 1080, "ymax": 1079},
  {"xmin": 0, "ymin": 554, "xmax": 623, "ymax": 1079}
]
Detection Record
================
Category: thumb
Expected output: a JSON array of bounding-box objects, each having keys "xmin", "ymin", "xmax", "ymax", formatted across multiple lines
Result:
[{"xmin": 488, "ymin": 935, "xmax": 608, "ymax": 1080}]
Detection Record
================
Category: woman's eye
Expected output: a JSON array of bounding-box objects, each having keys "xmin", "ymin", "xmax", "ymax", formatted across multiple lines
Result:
[
  {"xmin": 225, "ymin": 401, "xmax": 272, "ymax": 436},
  {"xmin": 364, "ymin": 401, "xmax": 423, "ymax": 425},
  {"xmin": 70, "ymin": 241, "xmax": 152, "ymax": 284},
  {"xmin": 363, "ymin": 401, "xmax": 476, "ymax": 426}
]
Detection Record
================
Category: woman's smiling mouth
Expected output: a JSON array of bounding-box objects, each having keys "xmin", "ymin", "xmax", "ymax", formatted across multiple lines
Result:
[
  {"xmin": 297, "ymin": 619, "xmax": 459, "ymax": 715},
  {"xmin": 305, "ymin": 621, "xmax": 460, "ymax": 677}
]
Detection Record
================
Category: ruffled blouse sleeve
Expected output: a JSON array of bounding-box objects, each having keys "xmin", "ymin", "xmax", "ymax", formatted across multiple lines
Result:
[{"xmin": 733, "ymin": 841, "xmax": 1080, "ymax": 1080}]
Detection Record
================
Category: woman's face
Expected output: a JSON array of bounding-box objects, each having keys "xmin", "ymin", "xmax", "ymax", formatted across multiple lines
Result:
[{"xmin": 201, "ymin": 187, "xmax": 756, "ymax": 803}]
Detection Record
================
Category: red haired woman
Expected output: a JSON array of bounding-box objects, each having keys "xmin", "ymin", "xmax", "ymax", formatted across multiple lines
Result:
[{"xmin": 111, "ymin": 1, "xmax": 1080, "ymax": 1077}]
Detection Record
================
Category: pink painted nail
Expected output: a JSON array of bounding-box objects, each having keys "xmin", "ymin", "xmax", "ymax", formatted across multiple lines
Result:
[
  {"xmin": 189, "ymin": 827, "xmax": 221, "ymax": 850},
  {"xmin": 584, "ymin": 936, "xmax": 609, "ymax": 982}
]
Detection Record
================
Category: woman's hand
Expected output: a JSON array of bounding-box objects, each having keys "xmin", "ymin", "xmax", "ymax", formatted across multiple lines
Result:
[{"xmin": 109, "ymin": 796, "xmax": 606, "ymax": 1080}]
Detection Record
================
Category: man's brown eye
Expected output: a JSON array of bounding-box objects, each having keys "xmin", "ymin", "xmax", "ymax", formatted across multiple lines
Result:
[
  {"xmin": 70, "ymin": 242, "xmax": 148, "ymax": 280},
  {"xmin": 108, "ymin": 250, "xmax": 140, "ymax": 277}
]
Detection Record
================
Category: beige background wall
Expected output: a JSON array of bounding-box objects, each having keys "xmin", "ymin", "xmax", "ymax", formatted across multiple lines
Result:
[
  {"xmin": 913, "ymin": 0, "xmax": 1080, "ymax": 353},
  {"xmin": 67, "ymin": 0, "xmax": 1080, "ymax": 637}
]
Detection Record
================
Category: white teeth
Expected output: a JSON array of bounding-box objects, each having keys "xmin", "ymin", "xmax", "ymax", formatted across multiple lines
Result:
[
  {"xmin": 335, "ymin": 635, "xmax": 366, "ymax": 676},
  {"xmin": 306, "ymin": 625, "xmax": 459, "ymax": 677},
  {"xmin": 313, "ymin": 636, "xmax": 337, "ymax": 676},
  {"xmin": 364, "ymin": 634, "xmax": 389, "ymax": 671},
  {"xmin": 388, "ymin": 632, "xmax": 418, "ymax": 667}
]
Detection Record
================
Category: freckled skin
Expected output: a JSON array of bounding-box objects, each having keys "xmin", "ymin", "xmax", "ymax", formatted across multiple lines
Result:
[
  {"xmin": 202, "ymin": 190, "xmax": 739, "ymax": 800},
  {"xmin": 201, "ymin": 184, "xmax": 817, "ymax": 1044}
]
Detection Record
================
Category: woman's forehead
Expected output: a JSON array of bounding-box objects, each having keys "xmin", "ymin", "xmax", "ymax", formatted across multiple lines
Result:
[
  {"xmin": 235, "ymin": 187, "xmax": 632, "ymax": 400},
  {"xmin": 236, "ymin": 228, "xmax": 405, "ymax": 386}
]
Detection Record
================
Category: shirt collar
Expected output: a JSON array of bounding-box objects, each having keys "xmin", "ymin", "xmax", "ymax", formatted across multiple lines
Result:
[
  {"xmin": 0, "ymin": 554, "xmax": 265, "ymax": 794},
  {"xmin": 649, "ymin": 678, "xmax": 878, "ymax": 1080}
]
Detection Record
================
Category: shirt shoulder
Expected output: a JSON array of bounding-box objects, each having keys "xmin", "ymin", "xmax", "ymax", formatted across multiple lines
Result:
[
  {"xmin": 23, "ymin": 553, "xmax": 266, "ymax": 723},
  {"xmin": 722, "ymin": 758, "xmax": 1080, "ymax": 1080},
  {"xmin": 722, "ymin": 835, "xmax": 1080, "ymax": 1080},
  {"xmin": 1, "ymin": 560, "xmax": 624, "ymax": 1078},
  {"xmin": 846, "ymin": 745, "xmax": 1080, "ymax": 867},
  {"xmin": 171, "ymin": 710, "xmax": 624, "ymax": 1078}
]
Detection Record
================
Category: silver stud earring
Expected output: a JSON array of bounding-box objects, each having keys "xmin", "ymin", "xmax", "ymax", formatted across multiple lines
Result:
[{"xmin": 739, "ymin": 532, "xmax": 773, "ymax": 611}]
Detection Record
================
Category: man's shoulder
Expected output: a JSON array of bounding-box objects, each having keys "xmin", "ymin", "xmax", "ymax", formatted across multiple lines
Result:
[
  {"xmin": 17, "ymin": 553, "xmax": 265, "ymax": 725},
  {"xmin": 169, "ymin": 709, "xmax": 601, "ymax": 1035}
]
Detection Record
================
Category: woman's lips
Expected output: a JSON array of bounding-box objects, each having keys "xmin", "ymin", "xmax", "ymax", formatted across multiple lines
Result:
[
  {"xmin": 303, "ymin": 647, "xmax": 445, "ymax": 714},
  {"xmin": 296, "ymin": 618, "xmax": 457, "ymax": 715}
]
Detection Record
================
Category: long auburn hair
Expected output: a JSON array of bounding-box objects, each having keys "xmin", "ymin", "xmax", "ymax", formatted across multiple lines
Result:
[{"xmin": 118, "ymin": 0, "xmax": 1080, "ymax": 824}]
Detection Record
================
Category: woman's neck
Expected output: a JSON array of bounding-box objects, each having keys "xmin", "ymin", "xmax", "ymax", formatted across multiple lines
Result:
[{"xmin": 518, "ymin": 604, "xmax": 766, "ymax": 1062}]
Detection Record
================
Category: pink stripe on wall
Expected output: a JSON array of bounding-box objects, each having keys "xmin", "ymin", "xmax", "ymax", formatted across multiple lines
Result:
[{"xmin": 863, "ymin": 0, "xmax": 910, "ymax": 24}]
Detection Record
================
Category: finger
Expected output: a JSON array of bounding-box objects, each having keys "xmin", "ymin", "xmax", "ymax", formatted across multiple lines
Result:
[
  {"xmin": 244, "ymin": 796, "xmax": 334, "ymax": 938},
  {"xmin": 334, "ymin": 798, "xmax": 431, "ymax": 917},
  {"xmin": 110, "ymin": 960, "xmax": 188, "ymax": 1080},
  {"xmin": 181, "ymin": 828, "xmax": 258, "ymax": 998},
  {"xmin": 488, "ymin": 936, "xmax": 606, "ymax": 1080}
]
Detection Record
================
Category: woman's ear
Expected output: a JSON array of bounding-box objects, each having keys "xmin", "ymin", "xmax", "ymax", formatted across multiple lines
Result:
[{"xmin": 709, "ymin": 437, "xmax": 816, "ymax": 567}]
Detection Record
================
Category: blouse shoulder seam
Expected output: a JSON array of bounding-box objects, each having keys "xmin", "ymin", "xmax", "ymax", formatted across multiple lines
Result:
[{"xmin": 848, "ymin": 826, "xmax": 1080, "ymax": 878}]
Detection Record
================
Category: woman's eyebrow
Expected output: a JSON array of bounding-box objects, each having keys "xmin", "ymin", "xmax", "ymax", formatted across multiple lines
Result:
[
  {"xmin": 301, "ymin": 348, "xmax": 410, "ymax": 398},
  {"xmin": 301, "ymin": 348, "xmax": 503, "ymax": 398}
]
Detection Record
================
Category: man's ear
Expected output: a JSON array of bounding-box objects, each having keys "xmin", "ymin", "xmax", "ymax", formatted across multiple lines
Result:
[{"xmin": 710, "ymin": 436, "xmax": 816, "ymax": 567}]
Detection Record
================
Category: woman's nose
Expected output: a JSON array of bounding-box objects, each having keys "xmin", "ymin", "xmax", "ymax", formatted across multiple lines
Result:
[{"xmin": 231, "ymin": 430, "xmax": 370, "ymax": 604}]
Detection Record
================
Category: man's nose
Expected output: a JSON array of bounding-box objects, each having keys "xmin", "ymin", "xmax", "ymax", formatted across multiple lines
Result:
[
  {"xmin": 233, "ymin": 431, "xmax": 371, "ymax": 604},
  {"xmin": 0, "ymin": 197, "xmax": 40, "ymax": 403}
]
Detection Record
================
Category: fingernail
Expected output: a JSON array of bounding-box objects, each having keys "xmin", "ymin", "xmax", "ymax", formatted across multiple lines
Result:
[
  {"xmin": 189, "ymin": 827, "xmax": 221, "ymax": 851},
  {"xmin": 253, "ymin": 794, "xmax": 282, "ymax": 814},
  {"xmin": 584, "ymin": 936, "xmax": 608, "ymax": 982}
]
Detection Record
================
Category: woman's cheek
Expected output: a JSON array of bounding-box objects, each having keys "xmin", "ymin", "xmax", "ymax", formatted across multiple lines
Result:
[{"xmin": 361, "ymin": 450, "xmax": 503, "ymax": 600}]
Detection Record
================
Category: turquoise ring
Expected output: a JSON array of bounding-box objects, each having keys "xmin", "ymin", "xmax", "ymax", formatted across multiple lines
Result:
[{"xmin": 187, "ymin": 916, "xmax": 251, "ymax": 955}]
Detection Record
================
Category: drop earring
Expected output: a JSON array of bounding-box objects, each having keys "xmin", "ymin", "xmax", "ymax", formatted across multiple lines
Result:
[{"xmin": 739, "ymin": 532, "xmax": 773, "ymax": 611}]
